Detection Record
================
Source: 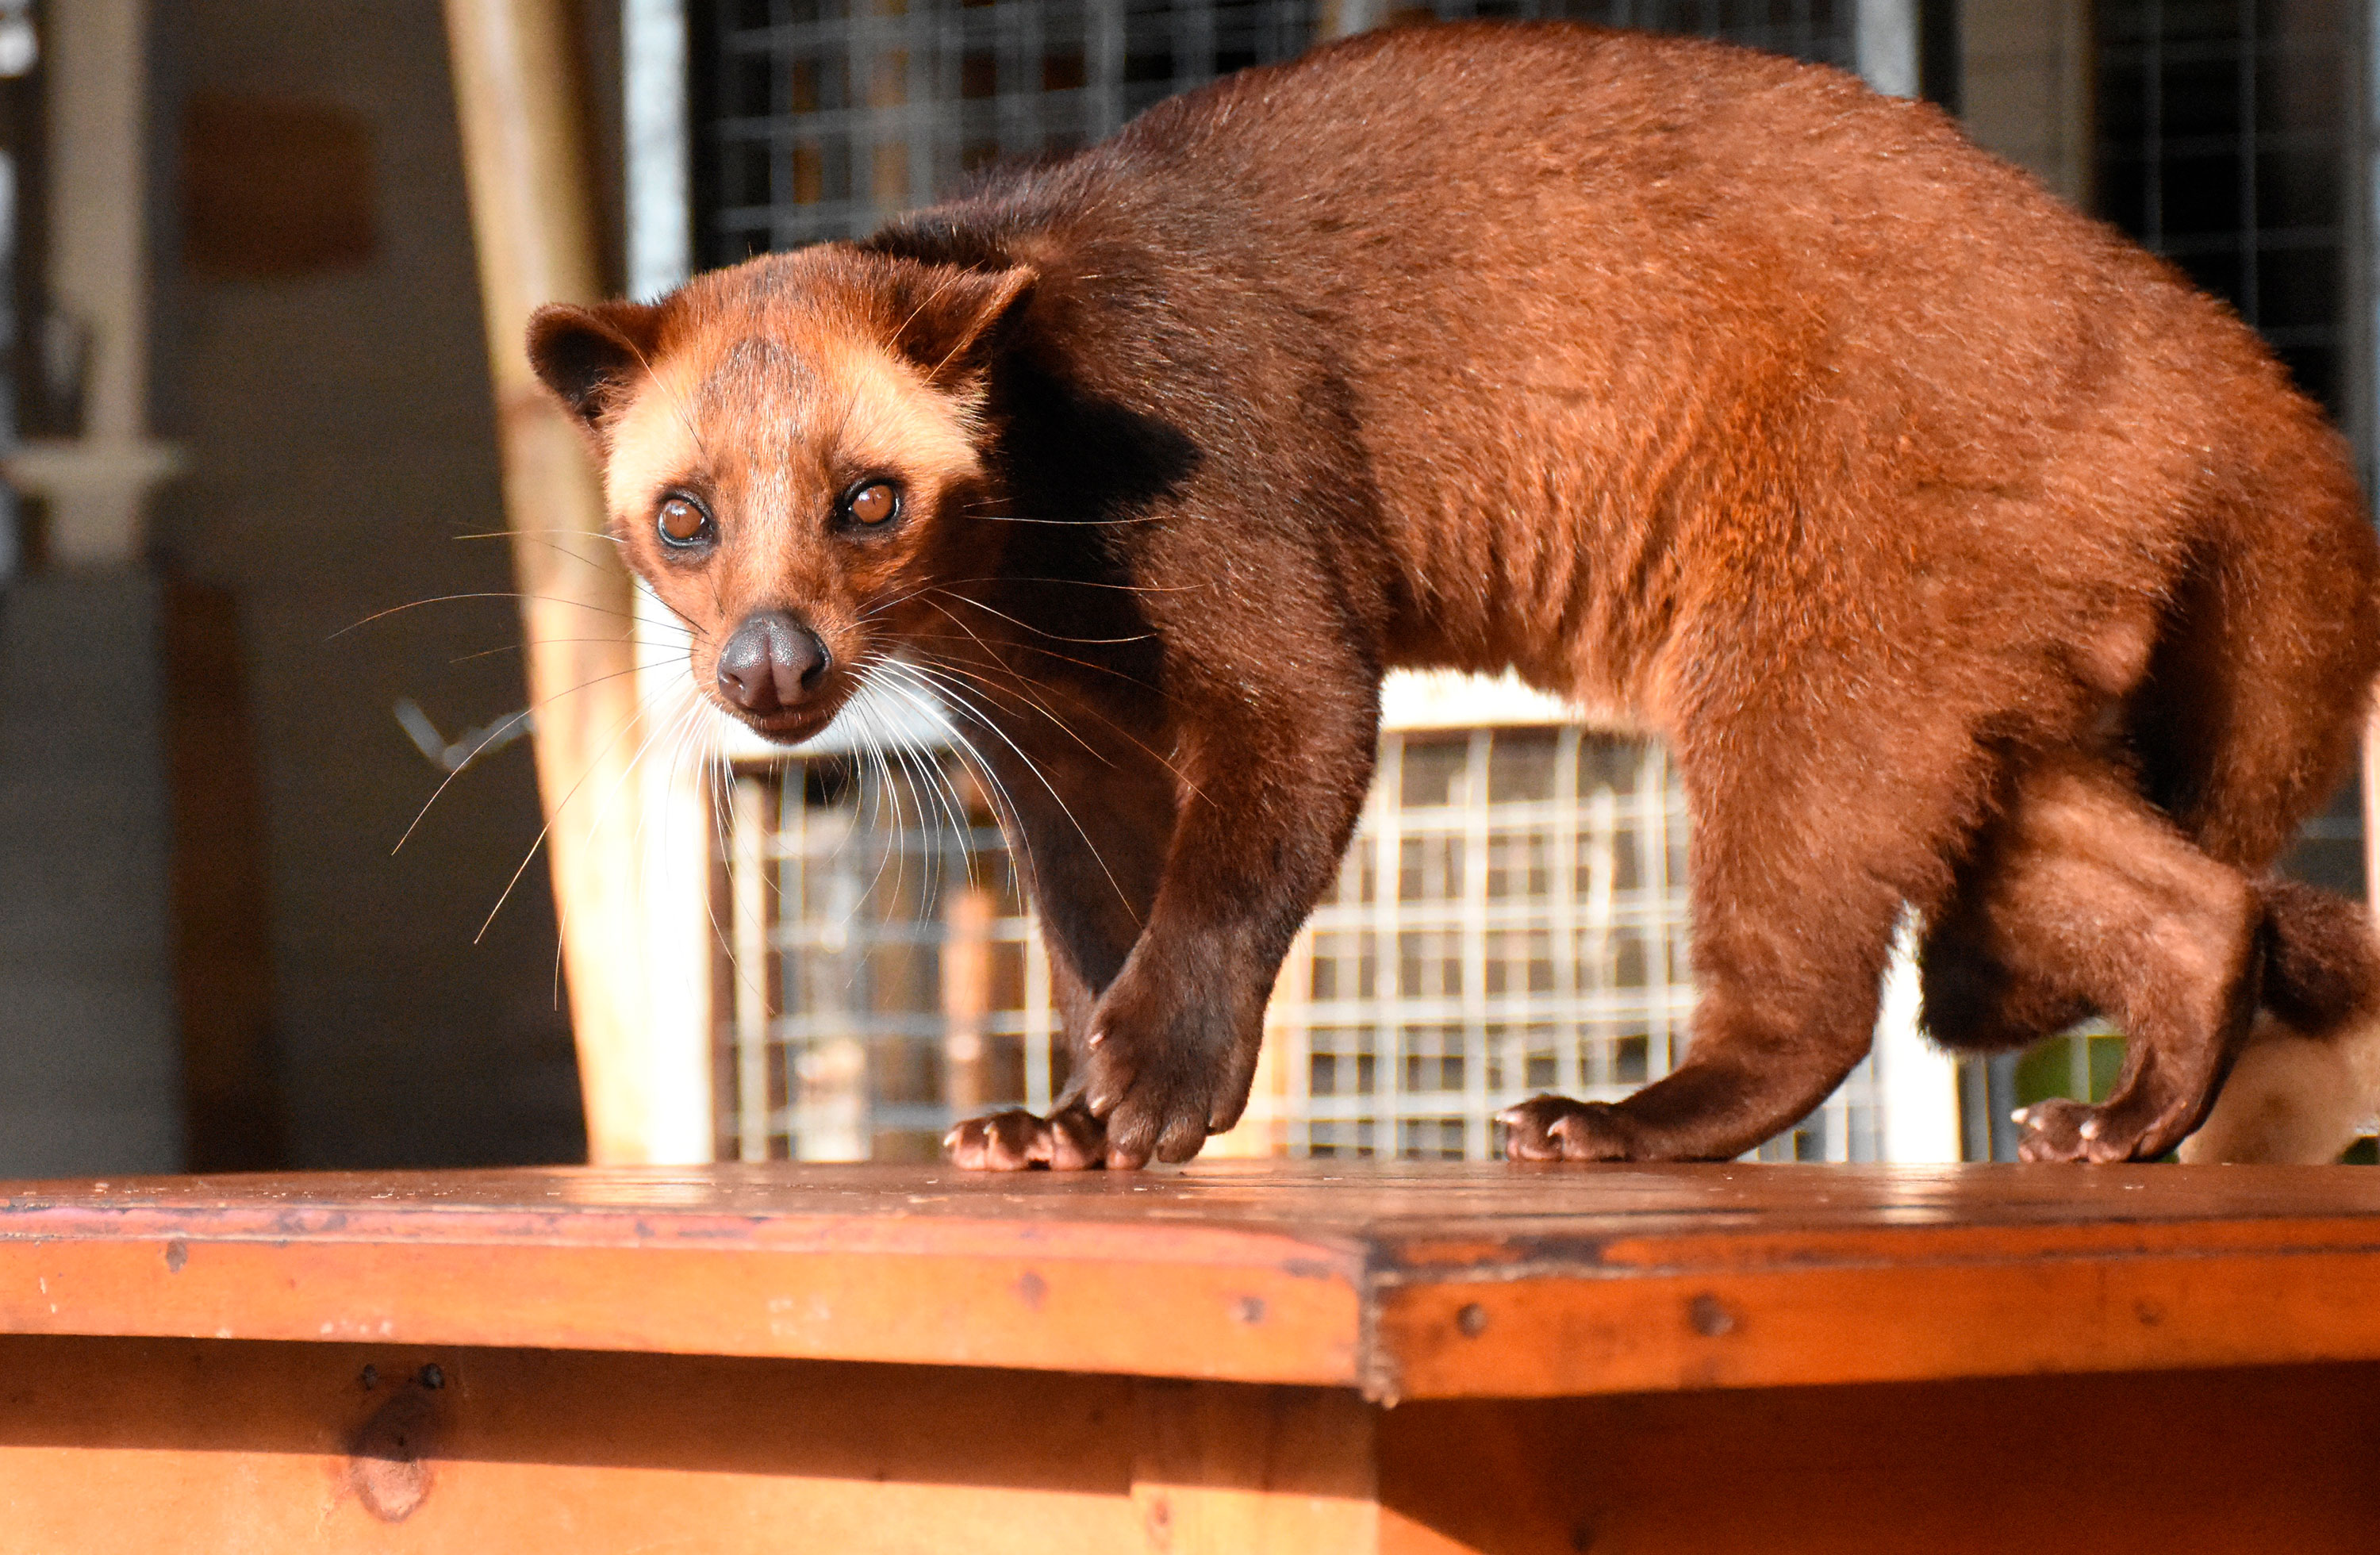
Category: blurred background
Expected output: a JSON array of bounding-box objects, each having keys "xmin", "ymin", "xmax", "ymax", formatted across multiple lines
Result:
[{"xmin": 0, "ymin": 0, "xmax": 2367, "ymax": 1178}]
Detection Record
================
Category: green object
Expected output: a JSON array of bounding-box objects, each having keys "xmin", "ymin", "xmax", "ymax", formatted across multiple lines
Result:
[{"xmin": 2012, "ymin": 1027, "xmax": 2125, "ymax": 1109}]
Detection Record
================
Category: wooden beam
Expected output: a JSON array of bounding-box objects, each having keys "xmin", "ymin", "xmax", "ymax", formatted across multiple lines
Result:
[
  {"xmin": 441, "ymin": 0, "xmax": 708, "ymax": 1163},
  {"xmin": 0, "ymin": 1337, "xmax": 2376, "ymax": 1552},
  {"xmin": 13, "ymin": 1161, "xmax": 2380, "ymax": 1395},
  {"xmin": 2367, "ymin": 712, "xmax": 2380, "ymax": 912}
]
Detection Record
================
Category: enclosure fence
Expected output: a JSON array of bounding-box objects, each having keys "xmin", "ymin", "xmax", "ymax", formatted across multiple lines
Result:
[
  {"xmin": 719, "ymin": 726, "xmax": 1886, "ymax": 1163},
  {"xmin": 697, "ymin": 0, "xmax": 1853, "ymax": 267}
]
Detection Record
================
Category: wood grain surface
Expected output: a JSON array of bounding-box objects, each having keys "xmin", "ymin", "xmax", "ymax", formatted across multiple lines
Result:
[
  {"xmin": 1, "ymin": 1335, "xmax": 2366, "ymax": 1553},
  {"xmin": 7, "ymin": 1164, "xmax": 2380, "ymax": 1551},
  {"xmin": 6, "ymin": 1161, "xmax": 2380, "ymax": 1397}
]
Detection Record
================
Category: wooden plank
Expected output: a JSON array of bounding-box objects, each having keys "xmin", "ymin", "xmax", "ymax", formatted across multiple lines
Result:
[
  {"xmin": 1130, "ymin": 1380, "xmax": 1377, "ymax": 1550},
  {"xmin": 0, "ymin": 1335, "xmax": 1145, "ymax": 1553},
  {"xmin": 0, "ymin": 1238, "xmax": 1361, "ymax": 1385},
  {"xmin": 18, "ymin": 1161, "xmax": 2380, "ymax": 1244},
  {"xmin": 2, "ymin": 1333, "xmax": 2374, "ymax": 1554},
  {"xmin": 1374, "ymin": 1246, "xmax": 2380, "ymax": 1398},
  {"xmin": 11, "ymin": 1163, "xmax": 2380, "ymax": 1397},
  {"xmin": 0, "ymin": 1336, "xmax": 1379, "ymax": 1554},
  {"xmin": 1376, "ymin": 1362, "xmax": 2380, "ymax": 1555},
  {"xmin": 163, "ymin": 581, "xmax": 284, "ymax": 1173}
]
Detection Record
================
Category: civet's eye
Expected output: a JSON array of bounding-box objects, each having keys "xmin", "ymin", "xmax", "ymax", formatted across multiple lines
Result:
[
  {"xmin": 656, "ymin": 493, "xmax": 712, "ymax": 547},
  {"xmin": 843, "ymin": 480, "xmax": 900, "ymax": 527}
]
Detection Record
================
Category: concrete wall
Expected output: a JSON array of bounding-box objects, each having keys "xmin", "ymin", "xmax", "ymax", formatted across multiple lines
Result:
[
  {"xmin": 0, "ymin": 573, "xmax": 183, "ymax": 1174},
  {"xmin": 146, "ymin": 0, "xmax": 600, "ymax": 1165}
]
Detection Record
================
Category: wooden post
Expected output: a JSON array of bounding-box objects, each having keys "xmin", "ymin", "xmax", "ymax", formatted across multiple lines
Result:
[
  {"xmin": 1129, "ymin": 1381, "xmax": 1380, "ymax": 1551},
  {"xmin": 2366, "ymin": 716, "xmax": 2380, "ymax": 913},
  {"xmin": 443, "ymin": 0, "xmax": 707, "ymax": 1163},
  {"xmin": 942, "ymin": 885, "xmax": 994, "ymax": 1116}
]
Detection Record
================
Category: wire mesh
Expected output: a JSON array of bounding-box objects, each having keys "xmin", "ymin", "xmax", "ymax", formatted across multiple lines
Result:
[
  {"xmin": 2094, "ymin": 0, "xmax": 2354, "ymax": 420},
  {"xmin": 1258, "ymin": 727, "xmax": 1880, "ymax": 1161},
  {"xmin": 719, "ymin": 724, "xmax": 1885, "ymax": 1162},
  {"xmin": 2093, "ymin": 0, "xmax": 2364, "ymax": 904},
  {"xmin": 723, "ymin": 754, "xmax": 1058, "ymax": 1161},
  {"xmin": 696, "ymin": 0, "xmax": 1852, "ymax": 263}
]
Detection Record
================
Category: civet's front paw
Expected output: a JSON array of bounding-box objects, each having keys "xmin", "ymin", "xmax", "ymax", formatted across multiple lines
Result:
[
  {"xmin": 1077, "ymin": 1029, "xmax": 1227, "ymax": 1169},
  {"xmin": 1497, "ymin": 1094, "xmax": 1637, "ymax": 1161},
  {"xmin": 1073, "ymin": 966, "xmax": 1260, "ymax": 1169}
]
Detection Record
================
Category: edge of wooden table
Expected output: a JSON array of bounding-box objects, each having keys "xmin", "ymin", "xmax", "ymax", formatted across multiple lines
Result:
[{"xmin": 3, "ymin": 1161, "xmax": 2380, "ymax": 1400}]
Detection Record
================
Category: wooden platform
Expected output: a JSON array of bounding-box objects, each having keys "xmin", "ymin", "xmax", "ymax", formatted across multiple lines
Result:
[{"xmin": 4, "ymin": 1161, "xmax": 2380, "ymax": 1550}]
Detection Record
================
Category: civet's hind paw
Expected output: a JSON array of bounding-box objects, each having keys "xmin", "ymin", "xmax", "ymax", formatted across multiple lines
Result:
[
  {"xmin": 2012, "ymin": 1096, "xmax": 2191, "ymax": 1163},
  {"xmin": 944, "ymin": 1103, "xmax": 1107, "ymax": 1171}
]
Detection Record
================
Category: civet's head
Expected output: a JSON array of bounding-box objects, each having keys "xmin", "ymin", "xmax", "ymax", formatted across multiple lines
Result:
[{"xmin": 528, "ymin": 247, "xmax": 1034, "ymax": 743}]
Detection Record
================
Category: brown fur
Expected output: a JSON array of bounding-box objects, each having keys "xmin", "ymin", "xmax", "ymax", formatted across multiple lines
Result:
[{"xmin": 528, "ymin": 22, "xmax": 2380, "ymax": 1168}]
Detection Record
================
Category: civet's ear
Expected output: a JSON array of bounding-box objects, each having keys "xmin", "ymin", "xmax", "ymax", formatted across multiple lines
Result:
[
  {"xmin": 887, "ymin": 263, "xmax": 1038, "ymax": 388},
  {"xmin": 525, "ymin": 300, "xmax": 666, "ymax": 436}
]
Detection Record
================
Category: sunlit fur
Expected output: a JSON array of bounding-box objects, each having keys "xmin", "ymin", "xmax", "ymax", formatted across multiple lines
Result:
[{"xmin": 531, "ymin": 22, "xmax": 2380, "ymax": 1169}]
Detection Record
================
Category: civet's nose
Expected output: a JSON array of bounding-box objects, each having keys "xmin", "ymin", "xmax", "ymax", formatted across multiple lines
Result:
[{"xmin": 715, "ymin": 610, "xmax": 829, "ymax": 715}]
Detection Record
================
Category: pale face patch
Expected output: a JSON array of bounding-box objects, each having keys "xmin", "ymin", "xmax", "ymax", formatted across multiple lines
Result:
[
  {"xmin": 603, "ymin": 359, "xmax": 704, "ymax": 532},
  {"xmin": 600, "ymin": 306, "xmax": 999, "ymax": 744}
]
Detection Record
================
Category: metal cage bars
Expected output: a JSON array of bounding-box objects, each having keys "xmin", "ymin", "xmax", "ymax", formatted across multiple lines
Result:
[
  {"xmin": 696, "ymin": 0, "xmax": 1854, "ymax": 263},
  {"xmin": 719, "ymin": 728, "xmax": 1888, "ymax": 1163}
]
